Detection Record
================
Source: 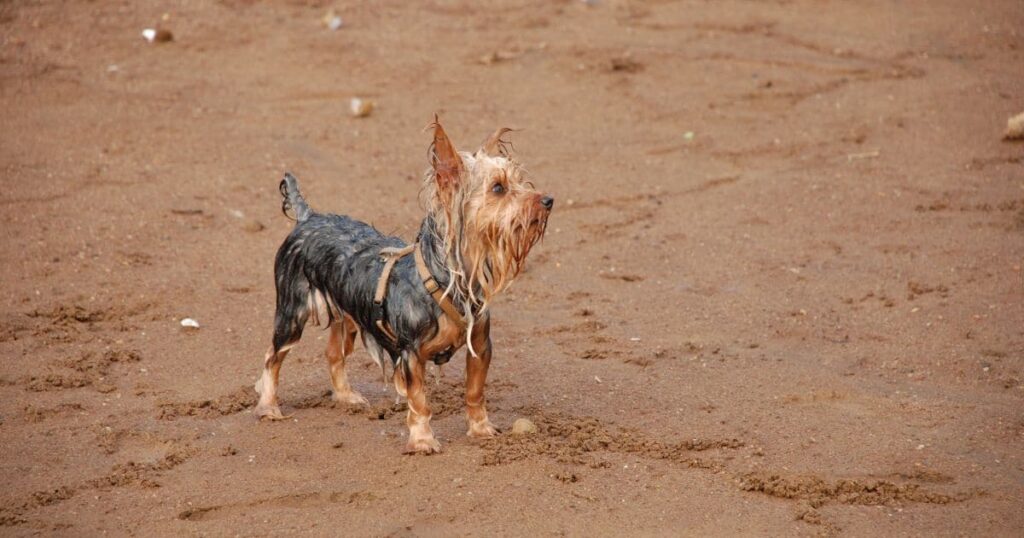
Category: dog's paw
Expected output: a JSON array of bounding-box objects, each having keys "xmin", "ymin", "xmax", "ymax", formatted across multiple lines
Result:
[
  {"xmin": 467, "ymin": 420, "xmax": 499, "ymax": 438},
  {"xmin": 255, "ymin": 404, "xmax": 290, "ymax": 421},
  {"xmin": 333, "ymin": 390, "xmax": 369, "ymax": 406},
  {"xmin": 403, "ymin": 437, "xmax": 442, "ymax": 455}
]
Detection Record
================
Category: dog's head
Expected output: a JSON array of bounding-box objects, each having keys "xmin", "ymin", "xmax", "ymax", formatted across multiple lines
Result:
[{"xmin": 421, "ymin": 116, "xmax": 553, "ymax": 310}]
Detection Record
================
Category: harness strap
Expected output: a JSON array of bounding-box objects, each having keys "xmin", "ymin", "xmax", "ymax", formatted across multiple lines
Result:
[
  {"xmin": 373, "ymin": 243, "xmax": 415, "ymax": 342},
  {"xmin": 414, "ymin": 243, "xmax": 468, "ymax": 331},
  {"xmin": 371, "ymin": 242, "xmax": 466, "ymax": 344}
]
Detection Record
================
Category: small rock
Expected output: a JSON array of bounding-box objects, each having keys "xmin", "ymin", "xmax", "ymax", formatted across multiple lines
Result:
[
  {"xmin": 479, "ymin": 50, "xmax": 520, "ymax": 65},
  {"xmin": 1005, "ymin": 111, "xmax": 1024, "ymax": 140},
  {"xmin": 242, "ymin": 219, "xmax": 265, "ymax": 233},
  {"xmin": 350, "ymin": 97, "xmax": 374, "ymax": 118},
  {"xmin": 511, "ymin": 418, "xmax": 537, "ymax": 435},
  {"xmin": 180, "ymin": 318, "xmax": 200, "ymax": 329},
  {"xmin": 141, "ymin": 28, "xmax": 173, "ymax": 43},
  {"xmin": 608, "ymin": 54, "xmax": 643, "ymax": 73}
]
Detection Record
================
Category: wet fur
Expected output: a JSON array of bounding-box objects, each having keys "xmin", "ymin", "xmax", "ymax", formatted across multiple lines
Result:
[
  {"xmin": 255, "ymin": 119, "xmax": 553, "ymax": 454},
  {"xmin": 272, "ymin": 197, "xmax": 458, "ymax": 369}
]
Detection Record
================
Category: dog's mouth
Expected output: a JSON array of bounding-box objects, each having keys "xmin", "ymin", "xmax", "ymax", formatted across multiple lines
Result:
[
  {"xmin": 531, "ymin": 208, "xmax": 551, "ymax": 228},
  {"xmin": 530, "ymin": 214, "xmax": 550, "ymax": 234},
  {"xmin": 515, "ymin": 219, "xmax": 545, "ymax": 237},
  {"xmin": 509, "ymin": 206, "xmax": 550, "ymax": 248}
]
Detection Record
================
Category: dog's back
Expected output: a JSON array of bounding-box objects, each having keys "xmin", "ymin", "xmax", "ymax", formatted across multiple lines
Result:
[{"xmin": 273, "ymin": 176, "xmax": 437, "ymax": 356}]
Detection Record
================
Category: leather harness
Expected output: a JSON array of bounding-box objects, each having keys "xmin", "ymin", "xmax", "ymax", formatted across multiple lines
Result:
[{"xmin": 373, "ymin": 242, "xmax": 467, "ymax": 344}]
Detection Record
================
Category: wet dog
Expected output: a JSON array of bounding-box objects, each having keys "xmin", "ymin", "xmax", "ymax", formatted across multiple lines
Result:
[{"xmin": 254, "ymin": 117, "xmax": 553, "ymax": 454}]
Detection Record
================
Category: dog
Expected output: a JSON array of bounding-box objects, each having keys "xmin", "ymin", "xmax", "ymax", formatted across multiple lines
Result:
[{"xmin": 254, "ymin": 117, "xmax": 553, "ymax": 454}]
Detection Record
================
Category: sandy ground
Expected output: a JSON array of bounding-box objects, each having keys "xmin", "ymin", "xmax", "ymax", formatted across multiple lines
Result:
[{"xmin": 1, "ymin": 0, "xmax": 1023, "ymax": 536}]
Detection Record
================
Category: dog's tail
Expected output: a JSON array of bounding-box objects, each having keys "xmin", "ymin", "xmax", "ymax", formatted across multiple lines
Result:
[{"xmin": 279, "ymin": 172, "xmax": 312, "ymax": 223}]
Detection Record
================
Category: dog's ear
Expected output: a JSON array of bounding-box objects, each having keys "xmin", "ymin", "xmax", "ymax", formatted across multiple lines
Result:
[
  {"xmin": 430, "ymin": 115, "xmax": 464, "ymax": 193},
  {"xmin": 479, "ymin": 127, "xmax": 514, "ymax": 157}
]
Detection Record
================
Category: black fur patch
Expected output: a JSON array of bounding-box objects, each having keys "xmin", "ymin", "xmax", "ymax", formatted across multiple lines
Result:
[{"xmin": 271, "ymin": 174, "xmax": 462, "ymax": 366}]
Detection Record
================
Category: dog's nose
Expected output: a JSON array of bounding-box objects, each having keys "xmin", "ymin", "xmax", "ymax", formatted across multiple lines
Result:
[{"xmin": 540, "ymin": 196, "xmax": 554, "ymax": 210}]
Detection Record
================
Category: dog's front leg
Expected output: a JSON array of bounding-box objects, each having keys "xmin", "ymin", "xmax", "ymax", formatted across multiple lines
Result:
[
  {"xmin": 466, "ymin": 316, "xmax": 498, "ymax": 438},
  {"xmin": 400, "ymin": 351, "xmax": 441, "ymax": 454}
]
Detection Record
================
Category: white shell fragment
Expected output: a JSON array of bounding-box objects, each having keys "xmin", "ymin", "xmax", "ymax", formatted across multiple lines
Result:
[
  {"xmin": 141, "ymin": 28, "xmax": 173, "ymax": 43},
  {"xmin": 180, "ymin": 318, "xmax": 200, "ymax": 329},
  {"xmin": 350, "ymin": 97, "xmax": 374, "ymax": 118},
  {"xmin": 323, "ymin": 10, "xmax": 343, "ymax": 31}
]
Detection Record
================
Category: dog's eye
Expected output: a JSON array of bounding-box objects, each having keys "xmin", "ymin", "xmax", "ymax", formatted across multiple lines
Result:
[{"xmin": 491, "ymin": 183, "xmax": 505, "ymax": 195}]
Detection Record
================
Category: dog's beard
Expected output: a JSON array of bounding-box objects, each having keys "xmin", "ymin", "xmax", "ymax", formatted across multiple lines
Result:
[{"xmin": 463, "ymin": 208, "xmax": 549, "ymax": 309}]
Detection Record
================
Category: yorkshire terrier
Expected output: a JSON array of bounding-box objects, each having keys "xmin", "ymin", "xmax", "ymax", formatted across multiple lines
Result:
[{"xmin": 254, "ymin": 117, "xmax": 553, "ymax": 454}]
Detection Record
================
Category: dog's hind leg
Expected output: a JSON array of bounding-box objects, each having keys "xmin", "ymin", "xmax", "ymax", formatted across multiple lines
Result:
[
  {"xmin": 255, "ymin": 345, "xmax": 291, "ymax": 420},
  {"xmin": 361, "ymin": 332, "xmax": 392, "ymax": 392},
  {"xmin": 254, "ymin": 281, "xmax": 310, "ymax": 420},
  {"xmin": 326, "ymin": 314, "xmax": 369, "ymax": 406}
]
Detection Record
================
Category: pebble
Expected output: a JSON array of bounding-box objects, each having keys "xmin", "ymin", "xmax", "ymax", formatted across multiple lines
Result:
[
  {"xmin": 1005, "ymin": 111, "xmax": 1024, "ymax": 140},
  {"xmin": 479, "ymin": 51, "xmax": 519, "ymax": 65},
  {"xmin": 511, "ymin": 418, "xmax": 537, "ymax": 435},
  {"xmin": 350, "ymin": 97, "xmax": 374, "ymax": 118},
  {"xmin": 141, "ymin": 28, "xmax": 173, "ymax": 43},
  {"xmin": 242, "ymin": 219, "xmax": 265, "ymax": 233},
  {"xmin": 322, "ymin": 10, "xmax": 343, "ymax": 31}
]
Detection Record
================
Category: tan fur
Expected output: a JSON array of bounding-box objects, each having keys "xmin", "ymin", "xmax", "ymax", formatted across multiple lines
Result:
[
  {"xmin": 465, "ymin": 317, "xmax": 497, "ymax": 437},
  {"xmin": 479, "ymin": 127, "xmax": 515, "ymax": 157},
  {"xmin": 420, "ymin": 121, "xmax": 550, "ymax": 354},
  {"xmin": 326, "ymin": 316, "xmax": 368, "ymax": 405},
  {"xmin": 255, "ymin": 345, "xmax": 291, "ymax": 420},
  {"xmin": 393, "ymin": 120, "xmax": 549, "ymax": 452}
]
